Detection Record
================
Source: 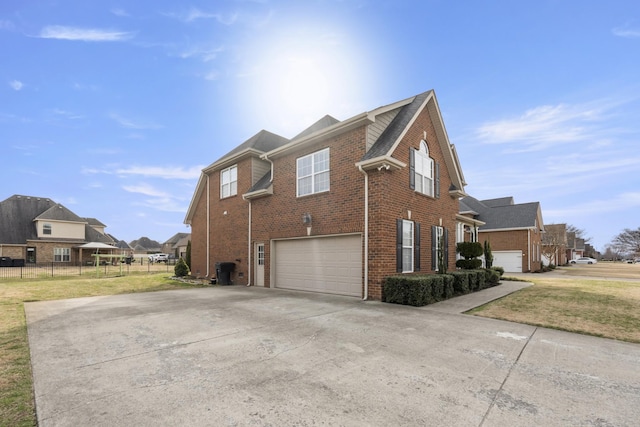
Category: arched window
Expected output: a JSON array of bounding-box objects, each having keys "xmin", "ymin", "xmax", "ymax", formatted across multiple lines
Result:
[{"xmin": 414, "ymin": 140, "xmax": 434, "ymax": 197}]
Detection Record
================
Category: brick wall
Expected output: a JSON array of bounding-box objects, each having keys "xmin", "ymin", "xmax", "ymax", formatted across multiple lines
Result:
[{"xmin": 480, "ymin": 229, "xmax": 542, "ymax": 272}]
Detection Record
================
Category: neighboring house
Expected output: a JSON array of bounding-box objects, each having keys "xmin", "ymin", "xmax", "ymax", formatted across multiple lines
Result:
[
  {"xmin": 185, "ymin": 90, "xmax": 468, "ymax": 300},
  {"xmin": 161, "ymin": 232, "xmax": 191, "ymax": 258},
  {"xmin": 542, "ymin": 223, "xmax": 568, "ymax": 266},
  {"xmin": 459, "ymin": 196, "xmax": 545, "ymax": 273},
  {"xmin": 0, "ymin": 194, "xmax": 117, "ymax": 264},
  {"xmin": 566, "ymin": 232, "xmax": 585, "ymax": 261}
]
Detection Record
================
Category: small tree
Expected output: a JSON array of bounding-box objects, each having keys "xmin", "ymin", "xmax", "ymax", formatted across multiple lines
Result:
[
  {"xmin": 185, "ymin": 240, "xmax": 191, "ymax": 270},
  {"xmin": 174, "ymin": 257, "xmax": 189, "ymax": 277},
  {"xmin": 455, "ymin": 242, "xmax": 483, "ymax": 269},
  {"xmin": 437, "ymin": 234, "xmax": 447, "ymax": 274},
  {"xmin": 483, "ymin": 240, "xmax": 493, "ymax": 269}
]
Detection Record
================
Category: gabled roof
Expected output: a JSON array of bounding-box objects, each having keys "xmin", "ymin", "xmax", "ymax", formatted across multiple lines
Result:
[
  {"xmin": 461, "ymin": 195, "xmax": 544, "ymax": 231},
  {"xmin": 163, "ymin": 232, "xmax": 190, "ymax": 245},
  {"xmin": 35, "ymin": 204, "xmax": 86, "ymax": 223},
  {"xmin": 291, "ymin": 115, "xmax": 340, "ymax": 140},
  {"xmin": 0, "ymin": 195, "xmax": 56, "ymax": 244},
  {"xmin": 84, "ymin": 217, "xmax": 106, "ymax": 227},
  {"xmin": 85, "ymin": 224, "xmax": 114, "ymax": 243},
  {"xmin": 203, "ymin": 130, "xmax": 289, "ymax": 173}
]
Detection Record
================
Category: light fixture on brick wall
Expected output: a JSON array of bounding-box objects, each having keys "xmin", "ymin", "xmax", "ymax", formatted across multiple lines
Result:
[{"xmin": 303, "ymin": 213, "xmax": 312, "ymax": 236}]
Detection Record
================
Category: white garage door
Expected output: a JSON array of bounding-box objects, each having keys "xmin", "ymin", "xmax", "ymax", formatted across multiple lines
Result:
[
  {"xmin": 493, "ymin": 250, "xmax": 523, "ymax": 273},
  {"xmin": 273, "ymin": 235, "xmax": 362, "ymax": 297}
]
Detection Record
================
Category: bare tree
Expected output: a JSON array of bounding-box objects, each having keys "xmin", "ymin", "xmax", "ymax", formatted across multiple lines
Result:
[
  {"xmin": 542, "ymin": 224, "xmax": 566, "ymax": 265},
  {"xmin": 610, "ymin": 227, "xmax": 640, "ymax": 257},
  {"xmin": 566, "ymin": 224, "xmax": 591, "ymax": 243}
]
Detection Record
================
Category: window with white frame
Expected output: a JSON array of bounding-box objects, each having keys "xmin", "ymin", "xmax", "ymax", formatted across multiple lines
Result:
[
  {"xmin": 220, "ymin": 165, "xmax": 237, "ymax": 198},
  {"xmin": 402, "ymin": 220, "xmax": 414, "ymax": 272},
  {"xmin": 297, "ymin": 148, "xmax": 330, "ymax": 197},
  {"xmin": 414, "ymin": 141, "xmax": 434, "ymax": 197},
  {"xmin": 43, "ymin": 223, "xmax": 52, "ymax": 235},
  {"xmin": 434, "ymin": 226, "xmax": 444, "ymax": 271},
  {"xmin": 54, "ymin": 247, "xmax": 70, "ymax": 262}
]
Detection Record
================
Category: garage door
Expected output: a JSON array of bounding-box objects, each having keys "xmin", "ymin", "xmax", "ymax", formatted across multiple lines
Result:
[
  {"xmin": 273, "ymin": 235, "xmax": 362, "ymax": 297},
  {"xmin": 492, "ymin": 250, "xmax": 523, "ymax": 273}
]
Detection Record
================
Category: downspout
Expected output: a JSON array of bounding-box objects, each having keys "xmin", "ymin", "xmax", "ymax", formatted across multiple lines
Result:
[
  {"xmin": 206, "ymin": 174, "xmax": 210, "ymax": 277},
  {"xmin": 247, "ymin": 200, "xmax": 252, "ymax": 286},
  {"xmin": 527, "ymin": 229, "xmax": 531, "ymax": 272},
  {"xmin": 357, "ymin": 165, "xmax": 369, "ymax": 301}
]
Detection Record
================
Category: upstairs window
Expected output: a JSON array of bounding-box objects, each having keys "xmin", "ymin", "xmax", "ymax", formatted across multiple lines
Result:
[
  {"xmin": 220, "ymin": 165, "xmax": 237, "ymax": 198},
  {"xmin": 414, "ymin": 141, "xmax": 434, "ymax": 196},
  {"xmin": 43, "ymin": 223, "xmax": 52, "ymax": 235},
  {"xmin": 297, "ymin": 148, "xmax": 330, "ymax": 197}
]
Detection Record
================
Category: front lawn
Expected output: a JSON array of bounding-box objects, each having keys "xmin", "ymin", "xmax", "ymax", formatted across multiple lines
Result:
[{"xmin": 470, "ymin": 276, "xmax": 640, "ymax": 343}]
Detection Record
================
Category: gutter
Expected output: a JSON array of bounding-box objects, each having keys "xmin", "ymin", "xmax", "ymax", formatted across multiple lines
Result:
[
  {"xmin": 357, "ymin": 165, "xmax": 369, "ymax": 301},
  {"xmin": 206, "ymin": 174, "xmax": 210, "ymax": 277},
  {"xmin": 247, "ymin": 201, "xmax": 252, "ymax": 286}
]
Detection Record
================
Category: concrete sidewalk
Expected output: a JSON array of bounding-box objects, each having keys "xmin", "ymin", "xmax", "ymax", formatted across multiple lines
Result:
[{"xmin": 26, "ymin": 282, "xmax": 640, "ymax": 426}]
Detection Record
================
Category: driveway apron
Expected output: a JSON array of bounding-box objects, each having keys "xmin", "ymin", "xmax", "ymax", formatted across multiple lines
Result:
[{"xmin": 25, "ymin": 285, "xmax": 640, "ymax": 426}]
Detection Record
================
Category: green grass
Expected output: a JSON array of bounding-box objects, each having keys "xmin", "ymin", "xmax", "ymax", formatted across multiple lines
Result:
[
  {"xmin": 470, "ymin": 276, "xmax": 640, "ymax": 343},
  {"xmin": 0, "ymin": 273, "xmax": 206, "ymax": 427}
]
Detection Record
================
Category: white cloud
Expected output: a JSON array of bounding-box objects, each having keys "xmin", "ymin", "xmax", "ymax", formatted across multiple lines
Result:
[
  {"xmin": 111, "ymin": 8, "xmax": 130, "ymax": 17},
  {"xmin": 39, "ymin": 25, "xmax": 134, "ymax": 42},
  {"xmin": 612, "ymin": 25, "xmax": 640, "ymax": 38},
  {"xmin": 52, "ymin": 108, "xmax": 84, "ymax": 120},
  {"xmin": 168, "ymin": 8, "xmax": 238, "ymax": 25},
  {"xmin": 109, "ymin": 113, "xmax": 162, "ymax": 130},
  {"xmin": 474, "ymin": 99, "xmax": 628, "ymax": 152},
  {"xmin": 115, "ymin": 165, "xmax": 203, "ymax": 180},
  {"xmin": 179, "ymin": 45, "xmax": 224, "ymax": 62},
  {"xmin": 122, "ymin": 183, "xmax": 171, "ymax": 198},
  {"xmin": 9, "ymin": 80, "xmax": 23, "ymax": 91},
  {"xmin": 545, "ymin": 192, "xmax": 640, "ymax": 218}
]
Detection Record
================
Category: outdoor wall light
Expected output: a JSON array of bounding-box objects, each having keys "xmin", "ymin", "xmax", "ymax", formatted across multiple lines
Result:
[{"xmin": 302, "ymin": 213, "xmax": 312, "ymax": 225}]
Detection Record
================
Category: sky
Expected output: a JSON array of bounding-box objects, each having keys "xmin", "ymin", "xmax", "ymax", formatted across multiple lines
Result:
[{"xmin": 1, "ymin": 0, "xmax": 639, "ymax": 251}]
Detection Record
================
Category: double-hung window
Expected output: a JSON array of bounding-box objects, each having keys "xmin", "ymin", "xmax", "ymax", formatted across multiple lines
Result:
[
  {"xmin": 414, "ymin": 141, "xmax": 434, "ymax": 197},
  {"xmin": 54, "ymin": 247, "xmax": 70, "ymax": 262},
  {"xmin": 43, "ymin": 223, "xmax": 52, "ymax": 235},
  {"xmin": 396, "ymin": 219, "xmax": 421, "ymax": 273},
  {"xmin": 220, "ymin": 165, "xmax": 237, "ymax": 198},
  {"xmin": 297, "ymin": 148, "xmax": 330, "ymax": 197}
]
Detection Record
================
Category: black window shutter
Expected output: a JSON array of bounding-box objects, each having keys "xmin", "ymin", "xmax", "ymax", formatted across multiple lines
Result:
[
  {"xmin": 396, "ymin": 219, "xmax": 403, "ymax": 272},
  {"xmin": 431, "ymin": 225, "xmax": 437, "ymax": 271},
  {"xmin": 444, "ymin": 228, "xmax": 449, "ymax": 268},
  {"xmin": 409, "ymin": 149, "xmax": 415, "ymax": 190},
  {"xmin": 414, "ymin": 223, "xmax": 421, "ymax": 271},
  {"xmin": 435, "ymin": 161, "xmax": 440, "ymax": 198}
]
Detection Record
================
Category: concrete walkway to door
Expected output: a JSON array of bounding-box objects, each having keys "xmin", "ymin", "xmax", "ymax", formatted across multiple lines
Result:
[{"xmin": 26, "ymin": 282, "xmax": 640, "ymax": 426}]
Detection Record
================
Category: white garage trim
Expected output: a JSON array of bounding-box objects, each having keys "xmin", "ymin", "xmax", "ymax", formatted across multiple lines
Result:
[
  {"xmin": 272, "ymin": 234, "xmax": 362, "ymax": 297},
  {"xmin": 492, "ymin": 250, "xmax": 523, "ymax": 273}
]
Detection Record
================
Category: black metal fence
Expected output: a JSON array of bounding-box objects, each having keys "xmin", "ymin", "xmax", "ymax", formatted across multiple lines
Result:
[{"xmin": 0, "ymin": 259, "xmax": 178, "ymax": 280}]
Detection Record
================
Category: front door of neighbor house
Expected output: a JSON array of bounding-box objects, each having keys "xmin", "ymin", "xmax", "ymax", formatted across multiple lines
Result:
[
  {"xmin": 255, "ymin": 243, "xmax": 265, "ymax": 287},
  {"xmin": 27, "ymin": 247, "xmax": 36, "ymax": 263}
]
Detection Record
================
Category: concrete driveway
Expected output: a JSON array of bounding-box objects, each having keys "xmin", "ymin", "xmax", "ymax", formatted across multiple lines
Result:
[{"xmin": 26, "ymin": 284, "xmax": 640, "ymax": 426}]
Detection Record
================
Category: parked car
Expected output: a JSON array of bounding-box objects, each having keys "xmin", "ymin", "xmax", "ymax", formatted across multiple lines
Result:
[
  {"xmin": 148, "ymin": 253, "xmax": 169, "ymax": 263},
  {"xmin": 570, "ymin": 257, "xmax": 598, "ymax": 264}
]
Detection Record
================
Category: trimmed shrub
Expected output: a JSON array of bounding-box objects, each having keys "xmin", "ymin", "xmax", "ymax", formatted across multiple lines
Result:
[
  {"xmin": 442, "ymin": 274, "xmax": 455, "ymax": 299},
  {"xmin": 456, "ymin": 242, "xmax": 484, "ymax": 259},
  {"xmin": 491, "ymin": 266, "xmax": 505, "ymax": 277},
  {"xmin": 174, "ymin": 257, "xmax": 189, "ymax": 277},
  {"xmin": 449, "ymin": 271, "xmax": 470, "ymax": 295},
  {"xmin": 382, "ymin": 274, "xmax": 454, "ymax": 307},
  {"xmin": 456, "ymin": 259, "xmax": 483, "ymax": 270},
  {"xmin": 484, "ymin": 268, "xmax": 500, "ymax": 286}
]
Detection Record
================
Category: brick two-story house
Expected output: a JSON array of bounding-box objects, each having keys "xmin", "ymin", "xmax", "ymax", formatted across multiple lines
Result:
[
  {"xmin": 185, "ymin": 90, "xmax": 468, "ymax": 300},
  {"xmin": 459, "ymin": 195, "xmax": 545, "ymax": 272},
  {"xmin": 0, "ymin": 194, "xmax": 117, "ymax": 264}
]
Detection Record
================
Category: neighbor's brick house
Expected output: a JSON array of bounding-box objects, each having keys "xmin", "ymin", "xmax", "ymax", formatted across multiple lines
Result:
[
  {"xmin": 459, "ymin": 196, "xmax": 545, "ymax": 273},
  {"xmin": 0, "ymin": 194, "xmax": 118, "ymax": 264},
  {"xmin": 185, "ymin": 90, "xmax": 468, "ymax": 300}
]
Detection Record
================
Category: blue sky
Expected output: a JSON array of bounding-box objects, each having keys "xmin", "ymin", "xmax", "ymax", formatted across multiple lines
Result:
[{"xmin": 1, "ymin": 1, "xmax": 639, "ymax": 251}]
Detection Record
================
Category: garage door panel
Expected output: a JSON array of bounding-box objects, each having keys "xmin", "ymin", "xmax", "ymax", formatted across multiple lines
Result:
[
  {"xmin": 493, "ymin": 250, "xmax": 522, "ymax": 273},
  {"xmin": 274, "ymin": 235, "xmax": 362, "ymax": 297}
]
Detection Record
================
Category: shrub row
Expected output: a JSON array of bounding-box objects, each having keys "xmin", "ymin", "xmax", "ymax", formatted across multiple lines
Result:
[{"xmin": 382, "ymin": 268, "xmax": 503, "ymax": 307}]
